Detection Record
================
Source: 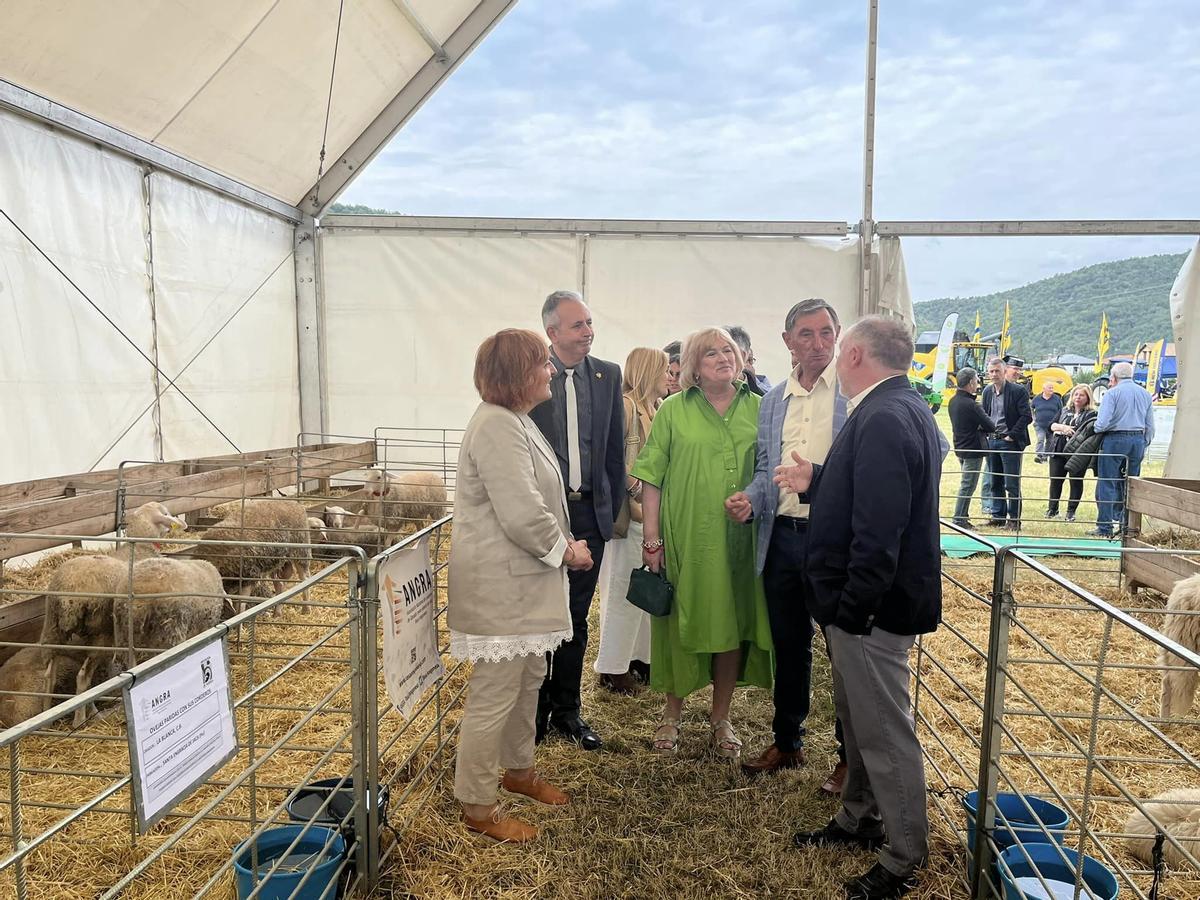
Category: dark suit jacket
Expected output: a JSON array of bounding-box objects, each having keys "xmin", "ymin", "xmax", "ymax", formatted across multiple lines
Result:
[
  {"xmin": 948, "ymin": 389, "xmax": 996, "ymax": 460},
  {"xmin": 529, "ymin": 354, "xmax": 625, "ymax": 540},
  {"xmin": 980, "ymin": 381, "xmax": 1032, "ymax": 449},
  {"xmin": 805, "ymin": 376, "xmax": 943, "ymax": 636}
]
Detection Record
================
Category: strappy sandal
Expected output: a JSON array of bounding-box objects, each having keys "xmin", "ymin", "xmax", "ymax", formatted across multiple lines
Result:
[
  {"xmin": 652, "ymin": 718, "xmax": 681, "ymax": 754},
  {"xmin": 711, "ymin": 719, "xmax": 742, "ymax": 759}
]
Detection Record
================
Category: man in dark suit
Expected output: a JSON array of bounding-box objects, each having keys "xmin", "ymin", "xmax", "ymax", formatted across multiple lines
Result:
[
  {"xmin": 980, "ymin": 356, "xmax": 1032, "ymax": 529},
  {"xmin": 777, "ymin": 316, "xmax": 942, "ymax": 900},
  {"xmin": 529, "ymin": 290, "xmax": 624, "ymax": 751}
]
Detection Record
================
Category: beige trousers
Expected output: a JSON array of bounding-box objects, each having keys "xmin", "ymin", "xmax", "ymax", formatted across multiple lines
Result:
[{"xmin": 453, "ymin": 652, "xmax": 548, "ymax": 806}]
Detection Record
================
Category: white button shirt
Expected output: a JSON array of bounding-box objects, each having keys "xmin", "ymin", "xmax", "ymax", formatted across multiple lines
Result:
[{"xmin": 777, "ymin": 364, "xmax": 838, "ymax": 518}]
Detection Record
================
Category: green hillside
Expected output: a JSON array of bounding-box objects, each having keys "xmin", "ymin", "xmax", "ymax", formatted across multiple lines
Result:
[{"xmin": 914, "ymin": 253, "xmax": 1184, "ymax": 361}]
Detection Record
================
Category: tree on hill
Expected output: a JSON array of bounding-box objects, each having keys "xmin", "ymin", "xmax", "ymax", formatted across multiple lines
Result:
[
  {"xmin": 324, "ymin": 202, "xmax": 402, "ymax": 215},
  {"xmin": 913, "ymin": 253, "xmax": 1184, "ymax": 361}
]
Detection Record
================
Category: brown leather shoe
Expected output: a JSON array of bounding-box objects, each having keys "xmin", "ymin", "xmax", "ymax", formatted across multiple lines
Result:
[
  {"xmin": 741, "ymin": 744, "xmax": 805, "ymax": 776},
  {"xmin": 820, "ymin": 761, "xmax": 848, "ymax": 796},
  {"xmin": 501, "ymin": 770, "xmax": 569, "ymax": 806},
  {"xmin": 598, "ymin": 671, "xmax": 643, "ymax": 695},
  {"xmin": 462, "ymin": 807, "xmax": 539, "ymax": 842}
]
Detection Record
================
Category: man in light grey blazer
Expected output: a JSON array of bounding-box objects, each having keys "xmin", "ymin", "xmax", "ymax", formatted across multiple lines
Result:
[{"xmin": 725, "ymin": 298, "xmax": 849, "ymax": 788}]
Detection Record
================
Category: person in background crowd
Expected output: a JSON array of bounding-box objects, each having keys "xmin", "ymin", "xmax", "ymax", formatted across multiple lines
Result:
[
  {"xmin": 948, "ymin": 367, "xmax": 996, "ymax": 528},
  {"xmin": 449, "ymin": 329, "xmax": 593, "ymax": 842},
  {"xmin": 1031, "ymin": 381, "xmax": 1064, "ymax": 463},
  {"xmin": 529, "ymin": 290, "xmax": 625, "ymax": 752},
  {"xmin": 1047, "ymin": 384, "xmax": 1096, "ymax": 522},
  {"xmin": 725, "ymin": 297, "xmax": 850, "ymax": 791},
  {"xmin": 1004, "ymin": 354, "xmax": 1027, "ymax": 386},
  {"xmin": 663, "ymin": 340, "xmax": 682, "ymax": 397},
  {"xmin": 1091, "ymin": 361, "xmax": 1155, "ymax": 538},
  {"xmin": 726, "ymin": 325, "xmax": 771, "ymax": 396},
  {"xmin": 632, "ymin": 327, "xmax": 773, "ymax": 759},
  {"xmin": 778, "ymin": 316, "xmax": 942, "ymax": 900},
  {"xmin": 981, "ymin": 356, "xmax": 1032, "ymax": 530},
  {"xmin": 593, "ymin": 347, "xmax": 669, "ymax": 694}
]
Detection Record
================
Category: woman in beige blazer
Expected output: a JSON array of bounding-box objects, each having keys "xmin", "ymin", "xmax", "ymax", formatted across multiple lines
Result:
[{"xmin": 450, "ymin": 328, "xmax": 594, "ymax": 843}]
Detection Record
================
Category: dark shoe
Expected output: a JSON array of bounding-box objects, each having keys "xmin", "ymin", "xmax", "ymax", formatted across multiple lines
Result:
[
  {"xmin": 1065, "ymin": 514, "xmax": 1076, "ymax": 523},
  {"xmin": 843, "ymin": 862, "xmax": 916, "ymax": 899},
  {"xmin": 1004, "ymin": 520, "xmax": 1020, "ymax": 531},
  {"xmin": 1085, "ymin": 529, "xmax": 1114, "ymax": 540},
  {"xmin": 741, "ymin": 744, "xmax": 805, "ymax": 777},
  {"xmin": 820, "ymin": 761, "xmax": 848, "ymax": 796},
  {"xmin": 1045, "ymin": 509, "xmax": 1059, "ymax": 518},
  {"xmin": 986, "ymin": 518, "xmax": 1006, "ymax": 528},
  {"xmin": 793, "ymin": 819, "xmax": 884, "ymax": 851},
  {"xmin": 629, "ymin": 660, "xmax": 651, "ymax": 684},
  {"xmin": 598, "ymin": 671, "xmax": 643, "ymax": 695},
  {"xmin": 549, "ymin": 716, "xmax": 603, "ymax": 751},
  {"xmin": 950, "ymin": 518, "xmax": 971, "ymax": 529}
]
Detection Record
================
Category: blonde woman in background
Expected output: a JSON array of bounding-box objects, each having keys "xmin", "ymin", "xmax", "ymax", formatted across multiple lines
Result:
[{"xmin": 594, "ymin": 347, "xmax": 670, "ymax": 694}]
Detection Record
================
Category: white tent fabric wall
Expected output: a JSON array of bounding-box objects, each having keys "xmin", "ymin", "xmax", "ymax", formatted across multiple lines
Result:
[
  {"xmin": 1165, "ymin": 238, "xmax": 1199, "ymax": 479},
  {"xmin": 148, "ymin": 174, "xmax": 298, "ymax": 462},
  {"xmin": 318, "ymin": 226, "xmax": 913, "ymax": 437},
  {"xmin": 0, "ymin": 106, "xmax": 300, "ymax": 483},
  {"xmin": 0, "ymin": 109, "xmax": 159, "ymax": 481}
]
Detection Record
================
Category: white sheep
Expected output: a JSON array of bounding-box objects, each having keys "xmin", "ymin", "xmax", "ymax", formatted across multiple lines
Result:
[
  {"xmin": 40, "ymin": 502, "xmax": 185, "ymax": 726},
  {"xmin": 322, "ymin": 505, "xmax": 356, "ymax": 529},
  {"xmin": 0, "ymin": 647, "xmax": 79, "ymax": 728},
  {"xmin": 362, "ymin": 469, "xmax": 448, "ymax": 531},
  {"xmin": 192, "ymin": 499, "xmax": 321, "ymax": 602},
  {"xmin": 1125, "ymin": 787, "xmax": 1200, "ymax": 869},
  {"xmin": 1159, "ymin": 573, "xmax": 1200, "ymax": 718},
  {"xmin": 111, "ymin": 557, "xmax": 225, "ymax": 665}
]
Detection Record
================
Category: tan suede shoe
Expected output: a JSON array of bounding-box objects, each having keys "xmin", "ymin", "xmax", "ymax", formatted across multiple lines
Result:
[
  {"xmin": 462, "ymin": 806, "xmax": 539, "ymax": 842},
  {"xmin": 501, "ymin": 770, "xmax": 570, "ymax": 806}
]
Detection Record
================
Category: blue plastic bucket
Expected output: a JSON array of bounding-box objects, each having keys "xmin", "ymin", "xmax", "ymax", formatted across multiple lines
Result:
[
  {"xmin": 233, "ymin": 824, "xmax": 345, "ymax": 900},
  {"xmin": 998, "ymin": 843, "xmax": 1118, "ymax": 900},
  {"xmin": 962, "ymin": 791, "xmax": 1070, "ymax": 852}
]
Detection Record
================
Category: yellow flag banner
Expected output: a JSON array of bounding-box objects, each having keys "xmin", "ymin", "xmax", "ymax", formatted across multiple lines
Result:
[
  {"xmin": 1095, "ymin": 312, "xmax": 1110, "ymax": 374},
  {"xmin": 973, "ymin": 310, "xmax": 982, "ymax": 343},
  {"xmin": 1000, "ymin": 301, "xmax": 1013, "ymax": 355}
]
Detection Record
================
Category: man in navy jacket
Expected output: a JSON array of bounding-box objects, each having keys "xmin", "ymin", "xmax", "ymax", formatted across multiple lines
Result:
[
  {"xmin": 980, "ymin": 357, "xmax": 1032, "ymax": 529},
  {"xmin": 778, "ymin": 316, "xmax": 942, "ymax": 900}
]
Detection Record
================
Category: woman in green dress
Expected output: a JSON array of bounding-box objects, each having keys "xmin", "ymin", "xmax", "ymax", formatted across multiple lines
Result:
[{"xmin": 631, "ymin": 327, "xmax": 773, "ymax": 758}]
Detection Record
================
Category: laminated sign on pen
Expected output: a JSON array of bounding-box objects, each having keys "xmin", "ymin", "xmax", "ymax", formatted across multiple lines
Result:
[
  {"xmin": 380, "ymin": 534, "xmax": 445, "ymax": 717},
  {"xmin": 123, "ymin": 635, "xmax": 237, "ymax": 832}
]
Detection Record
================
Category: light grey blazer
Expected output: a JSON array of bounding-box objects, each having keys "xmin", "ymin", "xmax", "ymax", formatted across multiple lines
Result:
[{"xmin": 447, "ymin": 403, "xmax": 572, "ymax": 637}]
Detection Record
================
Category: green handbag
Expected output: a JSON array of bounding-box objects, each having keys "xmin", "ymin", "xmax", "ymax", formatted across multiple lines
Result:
[{"xmin": 626, "ymin": 565, "xmax": 673, "ymax": 617}]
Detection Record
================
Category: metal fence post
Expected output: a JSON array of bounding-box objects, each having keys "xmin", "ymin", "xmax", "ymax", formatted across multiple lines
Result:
[
  {"xmin": 356, "ymin": 556, "xmax": 382, "ymax": 888},
  {"xmin": 970, "ymin": 548, "xmax": 1016, "ymax": 898},
  {"xmin": 8, "ymin": 744, "xmax": 27, "ymax": 900}
]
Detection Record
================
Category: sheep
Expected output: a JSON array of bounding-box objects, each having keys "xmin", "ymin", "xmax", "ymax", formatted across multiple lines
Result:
[
  {"xmin": 362, "ymin": 469, "xmax": 448, "ymax": 532},
  {"xmin": 111, "ymin": 557, "xmax": 225, "ymax": 667},
  {"xmin": 0, "ymin": 647, "xmax": 79, "ymax": 728},
  {"xmin": 322, "ymin": 505, "xmax": 355, "ymax": 529},
  {"xmin": 40, "ymin": 502, "xmax": 185, "ymax": 726},
  {"xmin": 1125, "ymin": 787, "xmax": 1200, "ymax": 869},
  {"xmin": 191, "ymin": 499, "xmax": 322, "ymax": 603},
  {"xmin": 1159, "ymin": 573, "xmax": 1200, "ymax": 718}
]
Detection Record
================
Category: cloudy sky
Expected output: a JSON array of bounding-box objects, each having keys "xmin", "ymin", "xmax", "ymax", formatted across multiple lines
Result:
[{"xmin": 338, "ymin": 0, "xmax": 1199, "ymax": 300}]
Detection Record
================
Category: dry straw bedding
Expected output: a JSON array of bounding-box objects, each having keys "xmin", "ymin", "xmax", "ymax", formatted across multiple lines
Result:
[{"xmin": 2, "ymin": 544, "xmax": 1199, "ymax": 897}]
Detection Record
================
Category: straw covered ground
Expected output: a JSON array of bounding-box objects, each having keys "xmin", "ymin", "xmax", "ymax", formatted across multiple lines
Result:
[{"xmin": 3, "ymin": 522, "xmax": 1199, "ymax": 898}]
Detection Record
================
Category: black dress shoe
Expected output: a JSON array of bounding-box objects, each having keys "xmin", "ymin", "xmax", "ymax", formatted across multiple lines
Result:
[
  {"xmin": 793, "ymin": 819, "xmax": 885, "ymax": 851},
  {"xmin": 843, "ymin": 862, "xmax": 916, "ymax": 899},
  {"xmin": 628, "ymin": 660, "xmax": 651, "ymax": 684},
  {"xmin": 549, "ymin": 716, "xmax": 604, "ymax": 751}
]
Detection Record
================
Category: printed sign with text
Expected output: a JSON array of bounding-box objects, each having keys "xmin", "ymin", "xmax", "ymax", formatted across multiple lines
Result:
[{"xmin": 380, "ymin": 535, "xmax": 445, "ymax": 717}]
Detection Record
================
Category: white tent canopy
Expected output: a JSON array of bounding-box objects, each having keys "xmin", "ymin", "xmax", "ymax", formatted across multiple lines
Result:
[{"xmin": 0, "ymin": 0, "xmax": 512, "ymax": 213}]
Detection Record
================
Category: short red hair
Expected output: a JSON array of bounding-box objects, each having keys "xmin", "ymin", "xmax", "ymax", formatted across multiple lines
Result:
[{"xmin": 474, "ymin": 329, "xmax": 549, "ymax": 410}]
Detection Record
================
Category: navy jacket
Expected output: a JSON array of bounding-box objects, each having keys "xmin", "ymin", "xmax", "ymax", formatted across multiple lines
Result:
[
  {"xmin": 948, "ymin": 389, "xmax": 996, "ymax": 460},
  {"xmin": 805, "ymin": 376, "xmax": 943, "ymax": 637},
  {"xmin": 529, "ymin": 354, "xmax": 625, "ymax": 540},
  {"xmin": 981, "ymin": 381, "xmax": 1032, "ymax": 450}
]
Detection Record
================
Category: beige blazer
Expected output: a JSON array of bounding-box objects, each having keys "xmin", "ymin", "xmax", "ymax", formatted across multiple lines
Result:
[{"xmin": 448, "ymin": 402, "xmax": 572, "ymax": 636}]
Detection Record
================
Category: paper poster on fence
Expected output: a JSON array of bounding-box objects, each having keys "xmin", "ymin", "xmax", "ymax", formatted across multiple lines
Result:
[{"xmin": 380, "ymin": 535, "xmax": 445, "ymax": 717}]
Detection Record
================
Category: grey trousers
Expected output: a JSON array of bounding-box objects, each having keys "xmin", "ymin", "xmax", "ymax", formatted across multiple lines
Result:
[
  {"xmin": 454, "ymin": 653, "xmax": 547, "ymax": 806},
  {"xmin": 827, "ymin": 624, "xmax": 928, "ymax": 877}
]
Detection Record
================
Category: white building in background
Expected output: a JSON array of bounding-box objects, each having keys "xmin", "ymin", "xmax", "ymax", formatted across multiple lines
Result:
[{"xmin": 1034, "ymin": 353, "xmax": 1096, "ymax": 377}]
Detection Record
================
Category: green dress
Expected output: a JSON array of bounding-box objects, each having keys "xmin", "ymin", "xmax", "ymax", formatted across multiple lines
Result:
[{"xmin": 631, "ymin": 382, "xmax": 773, "ymax": 698}]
